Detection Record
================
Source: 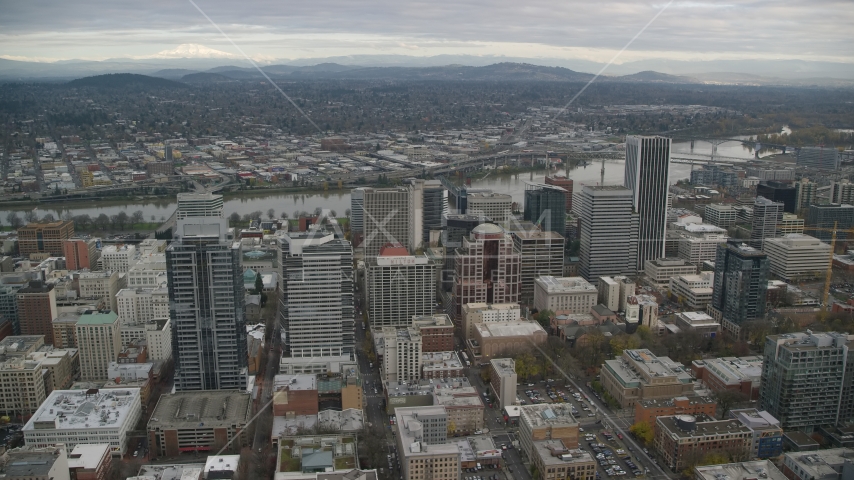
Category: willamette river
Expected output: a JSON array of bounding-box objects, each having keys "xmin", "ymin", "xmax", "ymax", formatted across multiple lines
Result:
[{"xmin": 0, "ymin": 138, "xmax": 774, "ymax": 221}]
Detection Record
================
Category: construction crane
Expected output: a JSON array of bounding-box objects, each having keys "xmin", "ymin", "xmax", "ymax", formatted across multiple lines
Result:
[{"xmin": 823, "ymin": 221, "xmax": 838, "ymax": 310}]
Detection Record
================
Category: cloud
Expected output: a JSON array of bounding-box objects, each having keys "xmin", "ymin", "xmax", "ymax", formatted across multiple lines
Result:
[{"xmin": 0, "ymin": 0, "xmax": 851, "ymax": 65}]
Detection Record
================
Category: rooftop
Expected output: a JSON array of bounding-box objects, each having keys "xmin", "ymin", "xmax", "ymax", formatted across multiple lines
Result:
[
  {"xmin": 474, "ymin": 320, "xmax": 547, "ymax": 338},
  {"xmin": 693, "ymin": 356, "xmax": 763, "ymax": 385},
  {"xmin": 677, "ymin": 312, "xmax": 718, "ymax": 326},
  {"xmin": 785, "ymin": 449, "xmax": 854, "ymax": 479},
  {"xmin": 0, "ymin": 446, "xmax": 65, "ymax": 477},
  {"xmin": 519, "ymin": 403, "xmax": 578, "ymax": 428},
  {"xmin": 148, "ymin": 390, "xmax": 252, "ymax": 430},
  {"xmin": 422, "ymin": 351, "xmax": 463, "ymax": 372},
  {"xmin": 604, "ymin": 349, "xmax": 692, "ymax": 387},
  {"xmin": 533, "ymin": 439, "xmax": 595, "ymax": 467},
  {"xmin": 274, "ymin": 374, "xmax": 318, "ymax": 392},
  {"xmin": 77, "ymin": 311, "xmax": 119, "ymax": 326},
  {"xmin": 203, "ymin": 455, "xmax": 240, "ymax": 476},
  {"xmin": 133, "ymin": 464, "xmax": 205, "ymax": 480},
  {"xmin": 490, "ymin": 358, "xmax": 516, "ymax": 377},
  {"xmin": 67, "ymin": 443, "xmax": 111, "ymax": 470},
  {"xmin": 695, "ymin": 460, "xmax": 787, "ymax": 480},
  {"xmin": 24, "ymin": 388, "xmax": 141, "ymax": 431},
  {"xmin": 535, "ymin": 276, "xmax": 596, "ymax": 294},
  {"xmin": 657, "ymin": 416, "xmax": 751, "ymax": 439},
  {"xmin": 396, "ymin": 407, "xmax": 458, "ymax": 457},
  {"xmin": 386, "ymin": 377, "xmax": 475, "ymax": 398}
]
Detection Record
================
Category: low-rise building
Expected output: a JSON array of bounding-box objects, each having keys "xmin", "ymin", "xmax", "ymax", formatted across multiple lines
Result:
[
  {"xmin": 23, "ymin": 388, "xmax": 142, "ymax": 455},
  {"xmin": 518, "ymin": 404, "xmax": 579, "ymax": 461},
  {"xmin": 67, "ymin": 443, "xmax": 112, "ymax": 480},
  {"xmin": 461, "ymin": 303, "xmax": 520, "ymax": 341},
  {"xmin": 470, "ymin": 320, "xmax": 547, "ymax": 361},
  {"xmin": 633, "ymin": 395, "xmax": 717, "ymax": 426},
  {"xmin": 669, "ymin": 273, "xmax": 714, "ymax": 310},
  {"xmin": 781, "ymin": 448, "xmax": 854, "ymax": 480},
  {"xmin": 764, "ymin": 234, "xmax": 830, "ymax": 281},
  {"xmin": 412, "ymin": 314, "xmax": 454, "ymax": 353},
  {"xmin": 531, "ymin": 440, "xmax": 596, "ymax": 480},
  {"xmin": 421, "ymin": 351, "xmax": 464, "ymax": 380},
  {"xmin": 0, "ymin": 445, "xmax": 69, "ymax": 480},
  {"xmin": 644, "ymin": 258, "xmax": 697, "ymax": 286},
  {"xmin": 432, "ymin": 392, "xmax": 484, "ymax": 436},
  {"xmin": 654, "ymin": 415, "xmax": 752, "ymax": 473},
  {"xmin": 148, "ymin": 390, "xmax": 252, "ymax": 457},
  {"xmin": 674, "ymin": 312, "xmax": 721, "ymax": 337},
  {"xmin": 601, "ymin": 349, "xmax": 694, "ymax": 408},
  {"xmin": 272, "ymin": 374, "xmax": 319, "ymax": 416},
  {"xmin": 533, "ymin": 276, "xmax": 598, "ymax": 315},
  {"xmin": 395, "ymin": 406, "xmax": 461, "ymax": 480},
  {"xmin": 695, "ymin": 460, "xmax": 787, "ymax": 480},
  {"xmin": 691, "ymin": 356, "xmax": 763, "ymax": 401},
  {"xmin": 489, "ymin": 358, "xmax": 517, "ymax": 410},
  {"xmin": 729, "ymin": 409, "xmax": 783, "ymax": 459}
]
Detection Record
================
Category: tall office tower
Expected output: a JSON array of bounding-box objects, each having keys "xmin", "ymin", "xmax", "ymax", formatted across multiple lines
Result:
[
  {"xmin": 16, "ymin": 281, "xmax": 58, "ymax": 344},
  {"xmin": 578, "ymin": 186, "xmax": 639, "ymax": 283},
  {"xmin": 510, "ymin": 227, "xmax": 565, "ymax": 304},
  {"xmin": 523, "ymin": 184, "xmax": 567, "ymax": 234},
  {"xmin": 759, "ymin": 331, "xmax": 854, "ymax": 430},
  {"xmin": 167, "ymin": 217, "xmax": 247, "ymax": 391},
  {"xmin": 441, "ymin": 213, "xmax": 483, "ymax": 249},
  {"xmin": 756, "ymin": 181, "xmax": 797, "ymax": 213},
  {"xmin": 362, "ymin": 187, "xmax": 411, "ymax": 259},
  {"xmin": 711, "ymin": 240, "xmax": 769, "ymax": 337},
  {"xmin": 624, "ymin": 135, "xmax": 671, "ymax": 271},
  {"xmin": 350, "ymin": 187, "xmax": 365, "ymax": 247},
  {"xmin": 831, "ymin": 180, "xmax": 854, "ymax": 205},
  {"xmin": 807, "ymin": 204, "xmax": 854, "ymax": 242},
  {"xmin": 17, "ymin": 220, "xmax": 75, "ymax": 257},
  {"xmin": 750, "ymin": 196, "xmax": 784, "ymax": 250},
  {"xmin": 0, "ymin": 285, "xmax": 21, "ymax": 335},
  {"xmin": 63, "ymin": 237, "xmax": 100, "ymax": 270},
  {"xmin": 545, "ymin": 175, "xmax": 574, "ymax": 212},
  {"xmin": 76, "ymin": 311, "xmax": 121, "ymax": 381},
  {"xmin": 794, "ymin": 178, "xmax": 817, "ymax": 211},
  {"xmin": 408, "ymin": 179, "xmax": 446, "ymax": 250},
  {"xmin": 279, "ymin": 229, "xmax": 354, "ymax": 359},
  {"xmin": 366, "ymin": 243, "xmax": 438, "ymax": 328},
  {"xmin": 452, "ymin": 224, "xmax": 521, "ymax": 322},
  {"xmin": 466, "ymin": 192, "xmax": 513, "ymax": 223},
  {"xmin": 797, "ymin": 146, "xmax": 840, "ymax": 171},
  {"xmin": 175, "ymin": 192, "xmax": 224, "ymax": 220}
]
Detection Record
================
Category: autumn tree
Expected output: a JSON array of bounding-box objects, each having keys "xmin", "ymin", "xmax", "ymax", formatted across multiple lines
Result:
[{"xmin": 629, "ymin": 421, "xmax": 654, "ymax": 445}]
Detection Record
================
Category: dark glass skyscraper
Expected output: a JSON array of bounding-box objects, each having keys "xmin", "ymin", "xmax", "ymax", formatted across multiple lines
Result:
[
  {"xmin": 711, "ymin": 240, "xmax": 769, "ymax": 337},
  {"xmin": 523, "ymin": 183, "xmax": 566, "ymax": 234},
  {"xmin": 625, "ymin": 135, "xmax": 671, "ymax": 271},
  {"xmin": 167, "ymin": 217, "xmax": 247, "ymax": 391}
]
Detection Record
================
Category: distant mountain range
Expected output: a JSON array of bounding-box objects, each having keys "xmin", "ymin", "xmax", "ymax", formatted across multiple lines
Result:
[{"xmin": 1, "ymin": 54, "xmax": 852, "ymax": 87}]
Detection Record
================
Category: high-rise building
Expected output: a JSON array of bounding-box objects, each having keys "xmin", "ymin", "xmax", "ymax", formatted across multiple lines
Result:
[
  {"xmin": 756, "ymin": 182, "xmax": 797, "ymax": 213},
  {"xmin": 167, "ymin": 217, "xmax": 247, "ymax": 391},
  {"xmin": 17, "ymin": 281, "xmax": 57, "ymax": 344},
  {"xmin": 63, "ymin": 237, "xmax": 99, "ymax": 270},
  {"xmin": 452, "ymin": 224, "xmax": 521, "ymax": 322},
  {"xmin": 76, "ymin": 311, "xmax": 121, "ymax": 381},
  {"xmin": 279, "ymin": 229, "xmax": 354, "ymax": 359},
  {"xmin": 523, "ymin": 183, "xmax": 567, "ymax": 234},
  {"xmin": 545, "ymin": 174, "xmax": 574, "ymax": 212},
  {"xmin": 830, "ymin": 180, "xmax": 854, "ymax": 205},
  {"xmin": 704, "ymin": 204, "xmax": 738, "ymax": 228},
  {"xmin": 750, "ymin": 196, "xmax": 784, "ymax": 250},
  {"xmin": 408, "ymin": 179, "xmax": 446, "ymax": 249},
  {"xmin": 441, "ymin": 213, "xmax": 483, "ymax": 249},
  {"xmin": 625, "ymin": 135, "xmax": 671, "ymax": 271},
  {"xmin": 17, "ymin": 221, "xmax": 75, "ymax": 257},
  {"xmin": 100, "ymin": 244, "xmax": 137, "ymax": 273},
  {"xmin": 797, "ymin": 146, "xmax": 839, "ymax": 170},
  {"xmin": 0, "ymin": 285, "xmax": 22, "ymax": 336},
  {"xmin": 350, "ymin": 187, "xmax": 365, "ymax": 246},
  {"xmin": 362, "ymin": 187, "xmax": 411, "ymax": 259},
  {"xmin": 510, "ymin": 227, "xmax": 565, "ymax": 304},
  {"xmin": 578, "ymin": 186, "xmax": 639, "ymax": 282},
  {"xmin": 466, "ymin": 192, "xmax": 513, "ymax": 223},
  {"xmin": 759, "ymin": 331, "xmax": 854, "ymax": 430},
  {"xmin": 175, "ymin": 192, "xmax": 223, "ymax": 220},
  {"xmin": 711, "ymin": 241, "xmax": 769, "ymax": 337},
  {"xmin": 380, "ymin": 326, "xmax": 422, "ymax": 384},
  {"xmin": 794, "ymin": 178, "xmax": 817, "ymax": 211},
  {"xmin": 366, "ymin": 243, "xmax": 437, "ymax": 328},
  {"xmin": 807, "ymin": 203, "xmax": 854, "ymax": 242}
]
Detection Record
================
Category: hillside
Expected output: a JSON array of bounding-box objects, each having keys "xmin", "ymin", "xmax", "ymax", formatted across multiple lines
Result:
[{"xmin": 66, "ymin": 73, "xmax": 189, "ymax": 89}]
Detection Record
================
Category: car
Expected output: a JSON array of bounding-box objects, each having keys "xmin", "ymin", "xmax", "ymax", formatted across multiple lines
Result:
[
  {"xmin": 588, "ymin": 413, "xmax": 596, "ymax": 417},
  {"xmin": 133, "ymin": 450, "xmax": 138, "ymax": 457},
  {"xmin": 617, "ymin": 433, "xmax": 624, "ymax": 440},
  {"xmin": 501, "ymin": 445, "xmax": 507, "ymax": 450},
  {"xmin": 508, "ymin": 467, "xmax": 513, "ymax": 473},
  {"xmin": 579, "ymin": 427, "xmax": 584, "ymax": 432}
]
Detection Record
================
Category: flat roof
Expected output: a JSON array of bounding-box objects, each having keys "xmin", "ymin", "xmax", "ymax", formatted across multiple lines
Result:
[
  {"xmin": 695, "ymin": 460, "xmax": 787, "ymax": 480},
  {"xmin": 77, "ymin": 311, "xmax": 119, "ymax": 326},
  {"xmin": 475, "ymin": 320, "xmax": 547, "ymax": 338},
  {"xmin": 134, "ymin": 464, "xmax": 205, "ymax": 480},
  {"xmin": 1, "ymin": 449, "xmax": 63, "ymax": 477},
  {"xmin": 67, "ymin": 443, "xmax": 111, "ymax": 470},
  {"xmin": 274, "ymin": 374, "xmax": 317, "ymax": 391},
  {"xmin": 396, "ymin": 407, "xmax": 459, "ymax": 457},
  {"xmin": 203, "ymin": 455, "xmax": 240, "ymax": 475},
  {"xmin": 535, "ymin": 276, "xmax": 597, "ymax": 294},
  {"xmin": 786, "ymin": 449, "xmax": 854, "ymax": 479},
  {"xmin": 490, "ymin": 358, "xmax": 516, "ymax": 377},
  {"xmin": 657, "ymin": 417, "xmax": 751, "ymax": 439},
  {"xmin": 534, "ymin": 439, "xmax": 595, "ymax": 467},
  {"xmin": 148, "ymin": 391, "xmax": 251, "ymax": 430},
  {"xmin": 24, "ymin": 388, "xmax": 141, "ymax": 432},
  {"xmin": 519, "ymin": 403, "xmax": 578, "ymax": 429},
  {"xmin": 696, "ymin": 356, "xmax": 763, "ymax": 384}
]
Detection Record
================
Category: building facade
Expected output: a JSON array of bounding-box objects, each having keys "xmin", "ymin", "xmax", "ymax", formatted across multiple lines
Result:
[
  {"xmin": 764, "ymin": 234, "xmax": 830, "ymax": 281},
  {"xmin": 511, "ymin": 228, "xmax": 565, "ymax": 304},
  {"xmin": 362, "ymin": 187, "xmax": 411, "ymax": 258},
  {"xmin": 625, "ymin": 135, "xmax": 671, "ymax": 271},
  {"xmin": 750, "ymin": 196, "xmax": 784, "ymax": 250},
  {"xmin": 524, "ymin": 183, "xmax": 567, "ymax": 234},
  {"xmin": 18, "ymin": 221, "xmax": 74, "ymax": 257},
  {"xmin": 17, "ymin": 281, "xmax": 57, "ymax": 345},
  {"xmin": 533, "ymin": 276, "xmax": 597, "ymax": 315},
  {"xmin": 366, "ymin": 244, "xmax": 437, "ymax": 328},
  {"xmin": 76, "ymin": 312, "xmax": 121, "ymax": 381},
  {"xmin": 578, "ymin": 186, "xmax": 639, "ymax": 282},
  {"xmin": 711, "ymin": 241, "xmax": 769, "ymax": 337}
]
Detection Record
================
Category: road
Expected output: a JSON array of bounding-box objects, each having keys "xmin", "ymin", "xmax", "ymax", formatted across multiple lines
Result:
[{"xmin": 252, "ymin": 322, "xmax": 281, "ymax": 452}]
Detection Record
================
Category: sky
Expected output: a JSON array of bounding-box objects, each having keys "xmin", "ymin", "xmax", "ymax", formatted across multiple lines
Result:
[{"xmin": 0, "ymin": 0, "xmax": 852, "ymax": 65}]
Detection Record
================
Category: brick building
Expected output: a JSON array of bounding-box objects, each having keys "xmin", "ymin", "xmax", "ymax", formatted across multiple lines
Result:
[
  {"xmin": 272, "ymin": 374, "xmax": 319, "ymax": 416},
  {"xmin": 654, "ymin": 415, "xmax": 751, "ymax": 472},
  {"xmin": 17, "ymin": 281, "xmax": 57, "ymax": 344},
  {"xmin": 17, "ymin": 221, "xmax": 74, "ymax": 257},
  {"xmin": 633, "ymin": 395, "xmax": 716, "ymax": 426}
]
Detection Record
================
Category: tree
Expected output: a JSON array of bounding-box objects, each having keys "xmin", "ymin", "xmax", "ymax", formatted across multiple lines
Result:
[
  {"xmin": 131, "ymin": 210, "xmax": 144, "ymax": 225},
  {"xmin": 229, "ymin": 212, "xmax": 242, "ymax": 225},
  {"xmin": 534, "ymin": 309, "xmax": 554, "ymax": 331},
  {"xmin": 254, "ymin": 272, "xmax": 264, "ymax": 295},
  {"xmin": 713, "ymin": 390, "xmax": 748, "ymax": 417},
  {"xmin": 73, "ymin": 214, "xmax": 91, "ymax": 230},
  {"xmin": 610, "ymin": 334, "xmax": 641, "ymax": 358},
  {"xmin": 95, "ymin": 213, "xmax": 110, "ymax": 231},
  {"xmin": 5, "ymin": 212, "xmax": 22, "ymax": 229},
  {"xmin": 41, "ymin": 213, "xmax": 55, "ymax": 222},
  {"xmin": 115, "ymin": 211, "xmax": 129, "ymax": 230},
  {"xmin": 629, "ymin": 421, "xmax": 654, "ymax": 445},
  {"xmin": 24, "ymin": 210, "xmax": 38, "ymax": 223},
  {"xmin": 267, "ymin": 208, "xmax": 276, "ymax": 220},
  {"xmin": 280, "ymin": 211, "xmax": 289, "ymax": 220}
]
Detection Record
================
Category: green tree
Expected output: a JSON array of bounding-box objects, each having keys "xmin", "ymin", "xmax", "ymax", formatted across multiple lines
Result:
[
  {"xmin": 534, "ymin": 309, "xmax": 554, "ymax": 331},
  {"xmin": 254, "ymin": 272, "xmax": 264, "ymax": 295},
  {"xmin": 629, "ymin": 421, "xmax": 654, "ymax": 445},
  {"xmin": 713, "ymin": 389, "xmax": 748, "ymax": 417}
]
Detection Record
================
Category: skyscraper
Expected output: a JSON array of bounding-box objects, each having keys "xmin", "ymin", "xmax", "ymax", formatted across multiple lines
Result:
[
  {"xmin": 523, "ymin": 184, "xmax": 566, "ymax": 234},
  {"xmin": 408, "ymin": 179, "xmax": 446, "ymax": 250},
  {"xmin": 362, "ymin": 187, "xmax": 411, "ymax": 258},
  {"xmin": 807, "ymin": 203, "xmax": 854, "ymax": 242},
  {"xmin": 750, "ymin": 196, "xmax": 784, "ymax": 250},
  {"xmin": 830, "ymin": 180, "xmax": 854, "ymax": 205},
  {"xmin": 510, "ymin": 226, "xmax": 565, "ymax": 304},
  {"xmin": 578, "ymin": 186, "xmax": 639, "ymax": 283},
  {"xmin": 625, "ymin": 135, "xmax": 671, "ymax": 271},
  {"xmin": 350, "ymin": 187, "xmax": 365, "ymax": 247},
  {"xmin": 711, "ymin": 241, "xmax": 769, "ymax": 337},
  {"xmin": 366, "ymin": 243, "xmax": 438, "ymax": 328},
  {"xmin": 452, "ymin": 224, "xmax": 521, "ymax": 322},
  {"xmin": 17, "ymin": 281, "xmax": 57, "ymax": 344},
  {"xmin": 545, "ymin": 175, "xmax": 573, "ymax": 212},
  {"xmin": 176, "ymin": 192, "xmax": 224, "ymax": 220},
  {"xmin": 279, "ymin": 229, "xmax": 354, "ymax": 359},
  {"xmin": 794, "ymin": 178, "xmax": 817, "ymax": 211},
  {"xmin": 63, "ymin": 237, "xmax": 99, "ymax": 270},
  {"xmin": 167, "ymin": 217, "xmax": 247, "ymax": 391},
  {"xmin": 797, "ymin": 146, "xmax": 839, "ymax": 170},
  {"xmin": 756, "ymin": 182, "xmax": 797, "ymax": 213}
]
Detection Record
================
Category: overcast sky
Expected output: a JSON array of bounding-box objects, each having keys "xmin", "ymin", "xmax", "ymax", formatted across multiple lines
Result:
[{"xmin": 1, "ymin": 0, "xmax": 852, "ymax": 64}]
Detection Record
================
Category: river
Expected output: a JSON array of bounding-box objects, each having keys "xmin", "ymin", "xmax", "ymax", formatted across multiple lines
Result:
[{"xmin": 0, "ymin": 138, "xmax": 771, "ymax": 222}]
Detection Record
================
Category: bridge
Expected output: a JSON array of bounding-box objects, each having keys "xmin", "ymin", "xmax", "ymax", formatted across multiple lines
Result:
[{"xmin": 670, "ymin": 136, "xmax": 797, "ymax": 157}]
